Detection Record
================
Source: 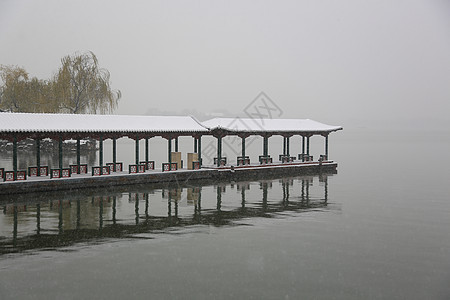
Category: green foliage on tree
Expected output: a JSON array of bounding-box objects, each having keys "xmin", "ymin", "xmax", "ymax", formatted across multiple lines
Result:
[{"xmin": 0, "ymin": 51, "xmax": 121, "ymax": 114}]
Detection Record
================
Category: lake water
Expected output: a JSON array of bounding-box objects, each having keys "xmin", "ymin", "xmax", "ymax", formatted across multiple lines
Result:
[{"xmin": 0, "ymin": 128, "xmax": 449, "ymax": 299}]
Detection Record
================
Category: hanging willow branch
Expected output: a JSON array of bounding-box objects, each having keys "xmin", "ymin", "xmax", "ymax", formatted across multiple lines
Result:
[{"xmin": 54, "ymin": 51, "xmax": 122, "ymax": 114}]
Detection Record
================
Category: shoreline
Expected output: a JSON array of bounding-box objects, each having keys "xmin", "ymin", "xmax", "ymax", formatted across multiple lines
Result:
[{"xmin": 0, "ymin": 161, "xmax": 337, "ymax": 197}]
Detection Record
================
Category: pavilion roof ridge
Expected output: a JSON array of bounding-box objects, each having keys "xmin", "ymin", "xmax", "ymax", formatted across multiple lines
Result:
[
  {"xmin": 0, "ymin": 113, "xmax": 343, "ymax": 137},
  {"xmin": 0, "ymin": 112, "xmax": 209, "ymax": 134},
  {"xmin": 188, "ymin": 115, "xmax": 210, "ymax": 131},
  {"xmin": 201, "ymin": 117, "xmax": 343, "ymax": 133}
]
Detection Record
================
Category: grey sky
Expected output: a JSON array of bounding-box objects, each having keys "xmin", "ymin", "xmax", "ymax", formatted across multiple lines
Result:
[{"xmin": 1, "ymin": 0, "xmax": 449, "ymax": 129}]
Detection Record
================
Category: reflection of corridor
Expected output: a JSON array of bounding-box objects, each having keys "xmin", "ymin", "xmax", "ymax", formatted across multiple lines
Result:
[{"xmin": 0, "ymin": 174, "xmax": 335, "ymax": 255}]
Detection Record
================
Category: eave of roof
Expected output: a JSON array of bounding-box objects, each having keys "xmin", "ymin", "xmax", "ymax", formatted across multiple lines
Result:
[
  {"xmin": 0, "ymin": 113, "xmax": 209, "ymax": 133},
  {"xmin": 0, "ymin": 113, "xmax": 343, "ymax": 136},
  {"xmin": 202, "ymin": 118, "xmax": 343, "ymax": 133}
]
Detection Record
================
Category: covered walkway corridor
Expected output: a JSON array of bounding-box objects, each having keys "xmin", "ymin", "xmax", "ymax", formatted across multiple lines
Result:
[{"xmin": 0, "ymin": 113, "xmax": 342, "ymax": 182}]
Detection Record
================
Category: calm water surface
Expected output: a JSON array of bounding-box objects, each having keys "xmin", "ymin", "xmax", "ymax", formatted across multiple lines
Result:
[{"xmin": 0, "ymin": 128, "xmax": 449, "ymax": 299}]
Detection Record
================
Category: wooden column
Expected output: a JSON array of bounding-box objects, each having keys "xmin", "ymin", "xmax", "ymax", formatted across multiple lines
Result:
[
  {"xmin": 99, "ymin": 135, "xmax": 103, "ymax": 167},
  {"xmin": 217, "ymin": 136, "xmax": 222, "ymax": 167},
  {"xmin": 302, "ymin": 136, "xmax": 305, "ymax": 158},
  {"xmin": 168, "ymin": 138, "xmax": 172, "ymax": 164},
  {"xmin": 112, "ymin": 138, "xmax": 117, "ymax": 167},
  {"xmin": 175, "ymin": 137, "xmax": 179, "ymax": 152},
  {"xmin": 135, "ymin": 136, "xmax": 139, "ymax": 165},
  {"xmin": 263, "ymin": 136, "xmax": 269, "ymax": 157},
  {"xmin": 58, "ymin": 135, "xmax": 63, "ymax": 171},
  {"xmin": 76, "ymin": 139, "xmax": 81, "ymax": 172},
  {"xmin": 325, "ymin": 135, "xmax": 329, "ymax": 159},
  {"xmin": 198, "ymin": 136, "xmax": 202, "ymax": 166},
  {"xmin": 262, "ymin": 136, "xmax": 266, "ymax": 157},
  {"xmin": 306, "ymin": 136, "xmax": 310, "ymax": 156},
  {"xmin": 36, "ymin": 138, "xmax": 41, "ymax": 176},
  {"xmin": 12, "ymin": 136, "xmax": 17, "ymax": 174},
  {"xmin": 287, "ymin": 136, "xmax": 290, "ymax": 156},
  {"xmin": 241, "ymin": 136, "xmax": 246, "ymax": 158},
  {"xmin": 145, "ymin": 138, "xmax": 149, "ymax": 162}
]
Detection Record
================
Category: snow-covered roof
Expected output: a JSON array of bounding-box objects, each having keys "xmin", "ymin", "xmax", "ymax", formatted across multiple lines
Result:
[
  {"xmin": 0, "ymin": 113, "xmax": 343, "ymax": 136},
  {"xmin": 202, "ymin": 118, "xmax": 342, "ymax": 133},
  {"xmin": 0, "ymin": 113, "xmax": 208, "ymax": 133}
]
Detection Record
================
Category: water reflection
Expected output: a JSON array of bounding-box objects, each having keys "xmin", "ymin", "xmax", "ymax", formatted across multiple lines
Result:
[{"xmin": 0, "ymin": 173, "xmax": 336, "ymax": 255}]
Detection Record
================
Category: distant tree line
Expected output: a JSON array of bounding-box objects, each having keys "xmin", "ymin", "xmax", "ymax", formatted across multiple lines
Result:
[{"xmin": 0, "ymin": 51, "xmax": 121, "ymax": 114}]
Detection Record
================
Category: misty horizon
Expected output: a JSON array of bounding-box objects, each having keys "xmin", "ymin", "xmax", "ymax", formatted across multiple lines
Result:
[{"xmin": 1, "ymin": 0, "xmax": 449, "ymax": 131}]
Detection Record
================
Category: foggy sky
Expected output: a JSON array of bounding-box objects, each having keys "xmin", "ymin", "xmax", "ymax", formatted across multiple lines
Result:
[{"xmin": 1, "ymin": 0, "xmax": 449, "ymax": 130}]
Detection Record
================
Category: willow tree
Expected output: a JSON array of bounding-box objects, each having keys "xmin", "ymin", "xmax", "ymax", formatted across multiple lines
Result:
[
  {"xmin": 54, "ymin": 52, "xmax": 121, "ymax": 114},
  {"xmin": 0, "ymin": 65, "xmax": 57, "ymax": 113},
  {"xmin": 0, "ymin": 65, "xmax": 29, "ymax": 112}
]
